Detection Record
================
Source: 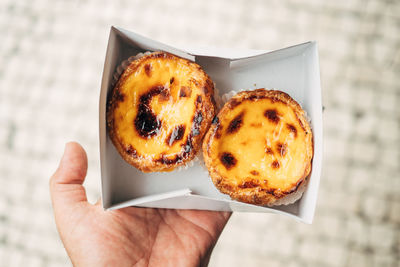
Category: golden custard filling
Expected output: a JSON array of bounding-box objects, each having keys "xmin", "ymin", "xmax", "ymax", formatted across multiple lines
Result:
[
  {"xmin": 115, "ymin": 60, "xmax": 199, "ymax": 157},
  {"xmin": 206, "ymin": 91, "xmax": 313, "ymax": 194},
  {"xmin": 109, "ymin": 52, "xmax": 213, "ymax": 167}
]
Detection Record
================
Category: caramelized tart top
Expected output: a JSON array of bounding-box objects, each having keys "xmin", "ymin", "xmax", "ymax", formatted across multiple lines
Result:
[
  {"xmin": 203, "ymin": 89, "xmax": 313, "ymax": 204},
  {"xmin": 107, "ymin": 52, "xmax": 215, "ymax": 172}
]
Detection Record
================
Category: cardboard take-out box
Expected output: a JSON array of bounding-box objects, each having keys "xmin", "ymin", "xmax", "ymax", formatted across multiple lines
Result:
[{"xmin": 99, "ymin": 26, "xmax": 323, "ymax": 224}]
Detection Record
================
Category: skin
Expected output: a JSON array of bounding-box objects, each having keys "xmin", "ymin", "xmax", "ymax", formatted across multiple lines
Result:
[{"xmin": 49, "ymin": 142, "xmax": 231, "ymax": 267}]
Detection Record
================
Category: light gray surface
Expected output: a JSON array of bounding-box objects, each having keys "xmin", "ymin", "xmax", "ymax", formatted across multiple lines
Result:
[{"xmin": 0, "ymin": 0, "xmax": 399, "ymax": 266}]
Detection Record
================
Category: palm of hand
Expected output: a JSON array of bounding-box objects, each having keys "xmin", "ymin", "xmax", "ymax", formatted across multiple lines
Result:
[
  {"xmin": 50, "ymin": 142, "xmax": 230, "ymax": 267},
  {"xmin": 65, "ymin": 203, "xmax": 229, "ymax": 267}
]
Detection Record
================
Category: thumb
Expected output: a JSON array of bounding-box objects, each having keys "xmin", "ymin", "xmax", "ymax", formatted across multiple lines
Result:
[{"xmin": 50, "ymin": 142, "xmax": 88, "ymax": 213}]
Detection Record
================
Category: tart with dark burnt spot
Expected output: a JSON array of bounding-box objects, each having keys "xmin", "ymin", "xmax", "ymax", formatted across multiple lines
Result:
[
  {"xmin": 202, "ymin": 89, "xmax": 313, "ymax": 206},
  {"xmin": 107, "ymin": 51, "xmax": 215, "ymax": 172}
]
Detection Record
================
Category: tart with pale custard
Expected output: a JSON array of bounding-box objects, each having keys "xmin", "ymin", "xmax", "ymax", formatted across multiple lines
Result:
[
  {"xmin": 202, "ymin": 89, "xmax": 313, "ymax": 206},
  {"xmin": 107, "ymin": 52, "xmax": 215, "ymax": 172}
]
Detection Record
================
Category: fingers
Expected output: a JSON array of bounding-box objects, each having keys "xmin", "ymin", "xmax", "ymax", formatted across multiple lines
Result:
[{"xmin": 50, "ymin": 142, "xmax": 88, "ymax": 212}]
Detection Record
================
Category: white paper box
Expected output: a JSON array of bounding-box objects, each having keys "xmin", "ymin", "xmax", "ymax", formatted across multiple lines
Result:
[{"xmin": 99, "ymin": 26, "xmax": 323, "ymax": 224}]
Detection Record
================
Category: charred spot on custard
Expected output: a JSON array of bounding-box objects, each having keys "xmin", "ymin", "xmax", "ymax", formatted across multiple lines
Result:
[
  {"xmin": 125, "ymin": 145, "xmax": 137, "ymax": 157},
  {"xmin": 167, "ymin": 125, "xmax": 185, "ymax": 146},
  {"xmin": 179, "ymin": 86, "xmax": 191, "ymax": 98},
  {"xmin": 156, "ymin": 139, "xmax": 194, "ymax": 165},
  {"xmin": 134, "ymin": 85, "xmax": 164, "ymax": 138},
  {"xmin": 271, "ymin": 160, "xmax": 280, "ymax": 169},
  {"xmin": 276, "ymin": 142, "xmax": 287, "ymax": 157},
  {"xmin": 220, "ymin": 152, "xmax": 237, "ymax": 170},
  {"xmin": 144, "ymin": 63, "xmax": 152, "ymax": 77},
  {"xmin": 159, "ymin": 87, "xmax": 170, "ymax": 101},
  {"xmin": 250, "ymin": 170, "xmax": 259, "ymax": 176},
  {"xmin": 264, "ymin": 109, "xmax": 279, "ymax": 123},
  {"xmin": 286, "ymin": 123, "xmax": 298, "ymax": 137},
  {"xmin": 170, "ymin": 77, "xmax": 175, "ymax": 84},
  {"xmin": 265, "ymin": 147, "xmax": 273, "ymax": 154},
  {"xmin": 238, "ymin": 179, "xmax": 259, "ymax": 189},
  {"xmin": 227, "ymin": 112, "xmax": 244, "ymax": 134}
]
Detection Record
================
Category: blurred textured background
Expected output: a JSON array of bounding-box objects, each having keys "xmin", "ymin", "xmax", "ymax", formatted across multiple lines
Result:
[{"xmin": 0, "ymin": 0, "xmax": 399, "ymax": 266}]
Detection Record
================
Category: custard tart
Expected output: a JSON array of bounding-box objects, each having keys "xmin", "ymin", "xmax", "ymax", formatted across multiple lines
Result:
[
  {"xmin": 107, "ymin": 52, "xmax": 215, "ymax": 172},
  {"xmin": 202, "ymin": 89, "xmax": 313, "ymax": 206}
]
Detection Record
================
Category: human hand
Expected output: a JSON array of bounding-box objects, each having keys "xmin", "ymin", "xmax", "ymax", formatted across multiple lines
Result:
[{"xmin": 50, "ymin": 142, "xmax": 230, "ymax": 267}]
